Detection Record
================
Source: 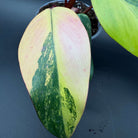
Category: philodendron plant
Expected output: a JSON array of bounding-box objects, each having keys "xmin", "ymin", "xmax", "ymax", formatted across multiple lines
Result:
[{"xmin": 18, "ymin": 0, "xmax": 138, "ymax": 137}]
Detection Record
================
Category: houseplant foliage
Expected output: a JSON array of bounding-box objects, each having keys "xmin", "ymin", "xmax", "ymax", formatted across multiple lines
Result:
[
  {"xmin": 18, "ymin": 6, "xmax": 91, "ymax": 138},
  {"xmin": 18, "ymin": 0, "xmax": 138, "ymax": 138},
  {"xmin": 91, "ymin": 0, "xmax": 138, "ymax": 57}
]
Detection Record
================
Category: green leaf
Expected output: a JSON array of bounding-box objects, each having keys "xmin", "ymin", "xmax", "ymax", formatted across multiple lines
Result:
[
  {"xmin": 91, "ymin": 0, "xmax": 138, "ymax": 57},
  {"xmin": 78, "ymin": 13, "xmax": 94, "ymax": 79},
  {"xmin": 78, "ymin": 14, "xmax": 92, "ymax": 44},
  {"xmin": 18, "ymin": 7, "xmax": 91, "ymax": 138}
]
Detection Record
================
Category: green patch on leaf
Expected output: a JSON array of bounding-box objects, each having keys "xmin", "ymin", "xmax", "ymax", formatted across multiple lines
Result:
[
  {"xmin": 30, "ymin": 32, "xmax": 66, "ymax": 138},
  {"xmin": 63, "ymin": 88, "xmax": 77, "ymax": 134},
  {"xmin": 124, "ymin": 0, "xmax": 138, "ymax": 18},
  {"xmin": 125, "ymin": 0, "xmax": 138, "ymax": 6}
]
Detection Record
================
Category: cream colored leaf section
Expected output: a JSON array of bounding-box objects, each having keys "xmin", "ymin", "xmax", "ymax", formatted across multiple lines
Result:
[
  {"xmin": 52, "ymin": 7, "xmax": 91, "ymax": 127},
  {"xmin": 18, "ymin": 9, "xmax": 51, "ymax": 92}
]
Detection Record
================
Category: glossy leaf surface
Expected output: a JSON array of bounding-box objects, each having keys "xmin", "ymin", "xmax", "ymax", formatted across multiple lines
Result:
[
  {"xmin": 91, "ymin": 0, "xmax": 138, "ymax": 56},
  {"xmin": 18, "ymin": 7, "xmax": 91, "ymax": 138}
]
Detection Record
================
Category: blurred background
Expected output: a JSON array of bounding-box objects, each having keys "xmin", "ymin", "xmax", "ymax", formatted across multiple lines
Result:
[{"xmin": 0, "ymin": 0, "xmax": 138, "ymax": 138}]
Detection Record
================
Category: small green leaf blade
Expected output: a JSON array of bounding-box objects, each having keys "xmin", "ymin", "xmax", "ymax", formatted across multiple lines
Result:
[
  {"xmin": 91, "ymin": 0, "xmax": 138, "ymax": 57},
  {"xmin": 78, "ymin": 14, "xmax": 92, "ymax": 44},
  {"xmin": 78, "ymin": 13, "xmax": 94, "ymax": 79}
]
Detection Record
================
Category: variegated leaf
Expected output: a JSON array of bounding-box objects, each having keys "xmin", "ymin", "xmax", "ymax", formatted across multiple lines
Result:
[{"xmin": 18, "ymin": 7, "xmax": 91, "ymax": 138}]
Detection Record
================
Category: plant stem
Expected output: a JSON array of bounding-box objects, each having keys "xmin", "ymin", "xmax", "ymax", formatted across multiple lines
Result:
[
  {"xmin": 65, "ymin": 0, "xmax": 67, "ymax": 7},
  {"xmin": 66, "ymin": 0, "xmax": 76, "ymax": 9},
  {"xmin": 83, "ymin": 6, "xmax": 93, "ymax": 14}
]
